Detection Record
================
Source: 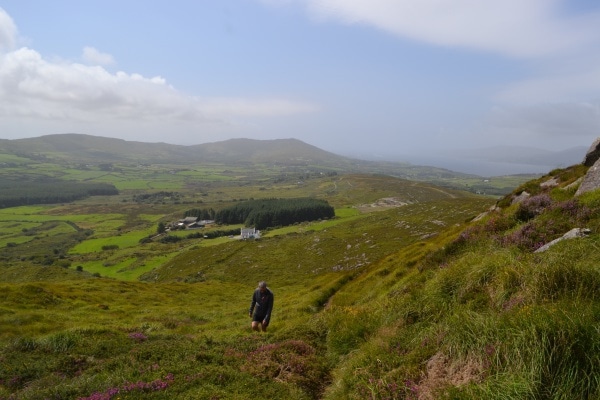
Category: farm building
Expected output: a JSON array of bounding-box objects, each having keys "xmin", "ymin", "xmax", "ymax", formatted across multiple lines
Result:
[{"xmin": 241, "ymin": 227, "xmax": 260, "ymax": 239}]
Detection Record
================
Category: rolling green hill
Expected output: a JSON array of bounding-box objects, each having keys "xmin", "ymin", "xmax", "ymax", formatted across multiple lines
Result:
[
  {"xmin": 0, "ymin": 133, "xmax": 538, "ymax": 196},
  {"xmin": 2, "ymin": 135, "xmax": 594, "ymax": 399},
  {"xmin": 0, "ymin": 133, "xmax": 360, "ymax": 165}
]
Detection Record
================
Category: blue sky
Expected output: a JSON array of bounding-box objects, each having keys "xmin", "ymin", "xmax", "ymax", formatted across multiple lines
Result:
[{"xmin": 1, "ymin": 1, "xmax": 600, "ymax": 174}]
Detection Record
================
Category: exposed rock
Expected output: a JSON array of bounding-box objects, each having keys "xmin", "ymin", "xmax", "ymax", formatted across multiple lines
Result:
[
  {"xmin": 534, "ymin": 228, "xmax": 591, "ymax": 253},
  {"xmin": 583, "ymin": 137, "xmax": 600, "ymax": 167},
  {"xmin": 540, "ymin": 177, "xmax": 559, "ymax": 188},
  {"xmin": 357, "ymin": 197, "xmax": 411, "ymax": 212},
  {"xmin": 473, "ymin": 205, "xmax": 499, "ymax": 222},
  {"xmin": 562, "ymin": 177, "xmax": 582, "ymax": 191},
  {"xmin": 576, "ymin": 158, "xmax": 600, "ymax": 196},
  {"xmin": 511, "ymin": 191, "xmax": 530, "ymax": 204}
]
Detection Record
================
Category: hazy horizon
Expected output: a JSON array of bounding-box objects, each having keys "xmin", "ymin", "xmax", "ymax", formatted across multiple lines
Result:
[
  {"xmin": 1, "ymin": 1, "xmax": 600, "ymax": 171},
  {"xmin": 5, "ymin": 131, "xmax": 588, "ymax": 177}
]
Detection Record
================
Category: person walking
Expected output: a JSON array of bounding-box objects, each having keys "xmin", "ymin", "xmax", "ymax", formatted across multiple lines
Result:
[{"xmin": 249, "ymin": 281, "xmax": 274, "ymax": 332}]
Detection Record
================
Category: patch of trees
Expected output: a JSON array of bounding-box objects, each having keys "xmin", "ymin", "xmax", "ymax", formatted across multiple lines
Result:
[
  {"xmin": 160, "ymin": 235, "xmax": 182, "ymax": 243},
  {"xmin": 0, "ymin": 179, "xmax": 118, "ymax": 209},
  {"xmin": 133, "ymin": 191, "xmax": 183, "ymax": 204},
  {"xmin": 214, "ymin": 198, "xmax": 335, "ymax": 230},
  {"xmin": 183, "ymin": 208, "xmax": 216, "ymax": 219}
]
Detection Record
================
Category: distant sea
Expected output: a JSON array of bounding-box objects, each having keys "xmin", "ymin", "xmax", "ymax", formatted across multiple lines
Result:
[
  {"xmin": 414, "ymin": 157, "xmax": 557, "ymax": 176},
  {"xmin": 349, "ymin": 150, "xmax": 584, "ymax": 177}
]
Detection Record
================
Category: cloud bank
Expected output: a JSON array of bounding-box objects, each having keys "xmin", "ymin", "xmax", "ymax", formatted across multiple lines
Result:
[
  {"xmin": 82, "ymin": 46, "xmax": 115, "ymax": 66},
  {"xmin": 295, "ymin": 0, "xmax": 600, "ymax": 59},
  {"xmin": 0, "ymin": 7, "xmax": 315, "ymax": 132},
  {"xmin": 277, "ymin": 0, "xmax": 600, "ymax": 104}
]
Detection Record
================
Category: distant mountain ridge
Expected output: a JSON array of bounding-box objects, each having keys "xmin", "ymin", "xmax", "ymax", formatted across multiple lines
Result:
[
  {"xmin": 0, "ymin": 134, "xmax": 348, "ymax": 166},
  {"xmin": 1, "ymin": 134, "xmax": 561, "ymax": 185}
]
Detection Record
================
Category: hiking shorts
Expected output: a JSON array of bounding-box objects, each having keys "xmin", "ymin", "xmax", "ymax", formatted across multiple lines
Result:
[{"xmin": 252, "ymin": 314, "xmax": 268, "ymax": 324}]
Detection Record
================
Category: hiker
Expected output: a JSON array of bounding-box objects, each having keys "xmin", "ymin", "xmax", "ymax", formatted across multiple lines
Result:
[{"xmin": 249, "ymin": 281, "xmax": 274, "ymax": 332}]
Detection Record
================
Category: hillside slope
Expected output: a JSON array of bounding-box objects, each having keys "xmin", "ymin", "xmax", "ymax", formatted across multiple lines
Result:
[
  {"xmin": 2, "ymin": 157, "xmax": 597, "ymax": 398},
  {"xmin": 321, "ymin": 163, "xmax": 600, "ymax": 399}
]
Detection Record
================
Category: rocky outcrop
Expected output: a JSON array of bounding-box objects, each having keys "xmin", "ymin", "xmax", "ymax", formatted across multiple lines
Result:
[
  {"xmin": 583, "ymin": 137, "xmax": 600, "ymax": 167},
  {"xmin": 576, "ymin": 157, "xmax": 600, "ymax": 196},
  {"xmin": 575, "ymin": 137, "xmax": 600, "ymax": 196}
]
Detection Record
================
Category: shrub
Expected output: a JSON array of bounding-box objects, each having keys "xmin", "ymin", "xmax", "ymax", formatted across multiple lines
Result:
[
  {"xmin": 500, "ymin": 220, "xmax": 566, "ymax": 252},
  {"xmin": 241, "ymin": 340, "xmax": 329, "ymax": 398},
  {"xmin": 159, "ymin": 235, "xmax": 182, "ymax": 243},
  {"xmin": 515, "ymin": 194, "xmax": 553, "ymax": 222},
  {"xmin": 128, "ymin": 332, "xmax": 148, "ymax": 342},
  {"xmin": 79, "ymin": 373, "xmax": 174, "ymax": 400}
]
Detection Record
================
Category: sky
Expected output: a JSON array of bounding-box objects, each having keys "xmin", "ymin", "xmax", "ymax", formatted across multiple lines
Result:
[{"xmin": 1, "ymin": 1, "xmax": 600, "ymax": 175}]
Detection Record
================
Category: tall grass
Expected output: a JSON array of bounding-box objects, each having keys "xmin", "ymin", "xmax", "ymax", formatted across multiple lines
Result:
[{"xmin": 322, "ymin": 166, "xmax": 600, "ymax": 399}]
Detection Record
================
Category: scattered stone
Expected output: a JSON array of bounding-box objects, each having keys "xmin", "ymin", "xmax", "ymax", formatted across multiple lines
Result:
[
  {"xmin": 540, "ymin": 177, "xmax": 559, "ymax": 188},
  {"xmin": 473, "ymin": 205, "xmax": 499, "ymax": 222},
  {"xmin": 534, "ymin": 228, "xmax": 591, "ymax": 253}
]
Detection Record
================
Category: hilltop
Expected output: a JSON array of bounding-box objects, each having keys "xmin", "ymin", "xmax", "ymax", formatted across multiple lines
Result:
[
  {"xmin": 0, "ymin": 133, "xmax": 539, "ymax": 196},
  {"xmin": 1, "ymin": 134, "xmax": 347, "ymax": 166}
]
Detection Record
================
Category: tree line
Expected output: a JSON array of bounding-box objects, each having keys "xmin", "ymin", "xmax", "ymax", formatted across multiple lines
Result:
[
  {"xmin": 0, "ymin": 179, "xmax": 119, "ymax": 208},
  {"xmin": 185, "ymin": 198, "xmax": 335, "ymax": 230}
]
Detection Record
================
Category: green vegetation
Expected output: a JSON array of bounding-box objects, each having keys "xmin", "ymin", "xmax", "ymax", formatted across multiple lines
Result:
[
  {"xmin": 4, "ymin": 135, "xmax": 593, "ymax": 399},
  {"xmin": 0, "ymin": 178, "xmax": 118, "ymax": 208},
  {"xmin": 213, "ymin": 197, "xmax": 335, "ymax": 229}
]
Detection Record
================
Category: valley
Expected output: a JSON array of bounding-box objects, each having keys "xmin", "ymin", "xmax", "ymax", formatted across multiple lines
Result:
[{"xmin": 2, "ymin": 135, "xmax": 599, "ymax": 399}]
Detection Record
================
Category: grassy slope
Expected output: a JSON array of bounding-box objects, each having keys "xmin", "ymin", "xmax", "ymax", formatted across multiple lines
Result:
[
  {"xmin": 0, "ymin": 169, "xmax": 494, "ymax": 399},
  {"xmin": 3, "ymin": 152, "xmax": 595, "ymax": 398},
  {"xmin": 321, "ymin": 165, "xmax": 600, "ymax": 399}
]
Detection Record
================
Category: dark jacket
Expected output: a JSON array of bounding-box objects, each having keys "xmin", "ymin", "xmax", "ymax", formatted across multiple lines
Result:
[{"xmin": 249, "ymin": 288, "xmax": 274, "ymax": 323}]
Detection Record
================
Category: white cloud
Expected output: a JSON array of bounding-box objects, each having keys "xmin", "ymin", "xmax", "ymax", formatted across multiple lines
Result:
[
  {"xmin": 0, "ymin": 7, "xmax": 17, "ymax": 50},
  {"xmin": 292, "ymin": 0, "xmax": 600, "ymax": 59},
  {"xmin": 278, "ymin": 0, "xmax": 600, "ymax": 128},
  {"xmin": 0, "ymin": 7, "xmax": 316, "ymax": 135},
  {"xmin": 0, "ymin": 45, "xmax": 315, "ymax": 127},
  {"xmin": 82, "ymin": 46, "xmax": 115, "ymax": 66}
]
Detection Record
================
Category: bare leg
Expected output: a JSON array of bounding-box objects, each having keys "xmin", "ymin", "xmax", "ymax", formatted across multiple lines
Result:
[{"xmin": 252, "ymin": 321, "xmax": 261, "ymax": 331}]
